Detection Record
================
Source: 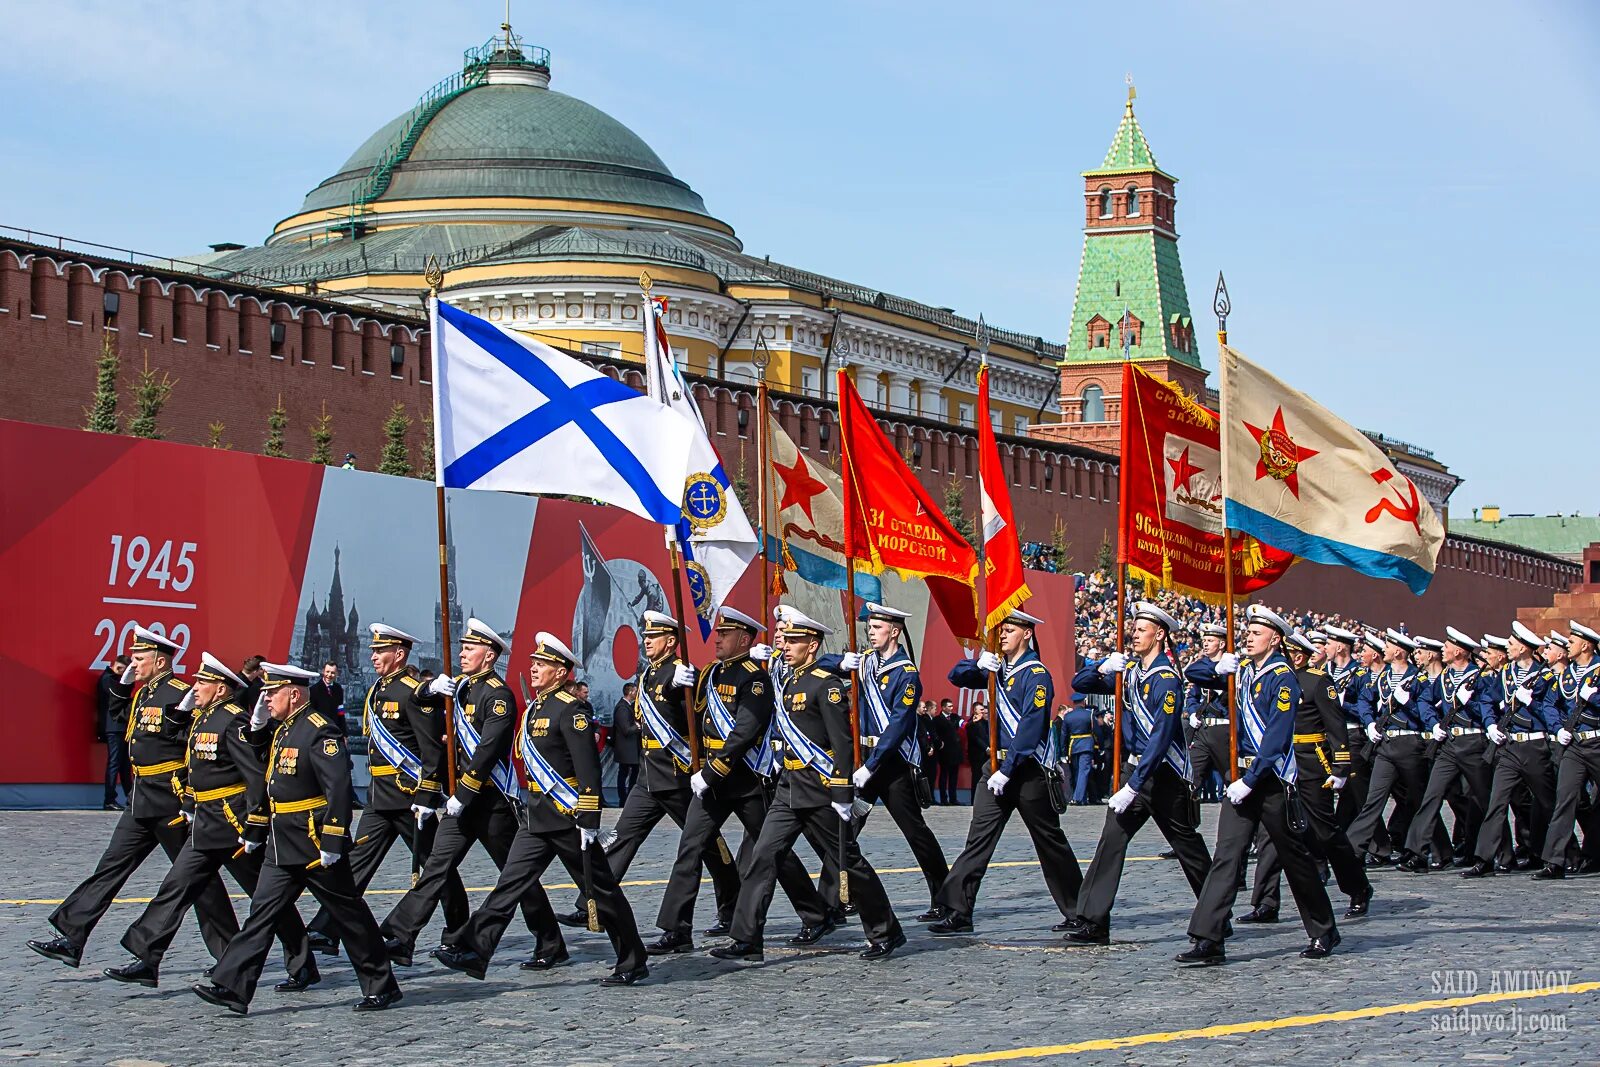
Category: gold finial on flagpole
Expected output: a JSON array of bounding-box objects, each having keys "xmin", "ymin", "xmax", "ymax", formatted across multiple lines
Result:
[
  {"xmin": 424, "ymin": 256, "xmax": 443, "ymax": 296},
  {"xmin": 1125, "ymin": 72, "xmax": 1136, "ymax": 107},
  {"xmin": 639, "ymin": 270, "xmax": 653, "ymax": 294}
]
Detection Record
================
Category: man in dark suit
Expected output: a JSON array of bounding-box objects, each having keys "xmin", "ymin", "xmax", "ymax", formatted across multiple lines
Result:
[
  {"xmin": 97, "ymin": 657, "xmax": 132, "ymax": 811},
  {"xmin": 1062, "ymin": 698, "xmax": 1096, "ymax": 804},
  {"xmin": 308, "ymin": 662, "xmax": 346, "ymax": 735},
  {"xmin": 934, "ymin": 700, "xmax": 963, "ymax": 805},
  {"xmin": 966, "ymin": 702, "xmax": 991, "ymax": 794},
  {"xmin": 612, "ymin": 681, "xmax": 641, "ymax": 804}
]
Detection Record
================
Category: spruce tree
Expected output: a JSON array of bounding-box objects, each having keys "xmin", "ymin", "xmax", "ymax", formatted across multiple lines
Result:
[
  {"xmin": 378, "ymin": 403, "xmax": 413, "ymax": 477},
  {"xmin": 206, "ymin": 421, "xmax": 229, "ymax": 449},
  {"xmin": 264, "ymin": 395, "xmax": 288, "ymax": 458},
  {"xmin": 84, "ymin": 330, "xmax": 121, "ymax": 433},
  {"xmin": 126, "ymin": 353, "xmax": 175, "ymax": 440},
  {"xmin": 309, "ymin": 401, "xmax": 334, "ymax": 464},
  {"xmin": 943, "ymin": 476, "xmax": 975, "ymax": 544},
  {"xmin": 416, "ymin": 411, "xmax": 435, "ymax": 480}
]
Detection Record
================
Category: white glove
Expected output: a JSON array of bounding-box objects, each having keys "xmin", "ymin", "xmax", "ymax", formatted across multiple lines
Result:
[
  {"xmin": 986, "ymin": 770, "xmax": 1009, "ymax": 795},
  {"xmin": 1325, "ymin": 775, "xmax": 1347, "ymax": 790},
  {"xmin": 411, "ymin": 804, "xmax": 434, "ymax": 824},
  {"xmin": 831, "ymin": 801, "xmax": 852, "ymax": 822},
  {"xmin": 839, "ymin": 651, "xmax": 863, "ymax": 672},
  {"xmin": 1365, "ymin": 723, "xmax": 1382, "ymax": 744},
  {"xmin": 749, "ymin": 643, "xmax": 774, "ymax": 663},
  {"xmin": 1455, "ymin": 685, "xmax": 1475, "ymax": 705},
  {"xmin": 851, "ymin": 765, "xmax": 872, "ymax": 788},
  {"xmin": 976, "ymin": 651, "xmax": 1003, "ymax": 674},
  {"xmin": 690, "ymin": 771, "xmax": 709, "ymax": 797},
  {"xmin": 1514, "ymin": 685, "xmax": 1534, "ymax": 706},
  {"xmin": 181, "ymin": 809, "xmax": 193, "ymax": 824},
  {"xmin": 580, "ymin": 827, "xmax": 599, "ymax": 848},
  {"xmin": 1487, "ymin": 723, "xmax": 1507, "ymax": 744},
  {"xmin": 426, "ymin": 674, "xmax": 456, "ymax": 697},
  {"xmin": 1394, "ymin": 686, "xmax": 1411, "ymax": 706},
  {"xmin": 1225, "ymin": 779, "xmax": 1252, "ymax": 805},
  {"xmin": 1581, "ymin": 683, "xmax": 1597, "ymax": 703},
  {"xmin": 318, "ymin": 849, "xmax": 341, "ymax": 867},
  {"xmin": 672, "ymin": 663, "xmax": 697, "ymax": 687},
  {"xmin": 1098, "ymin": 651, "xmax": 1128, "ymax": 675},
  {"xmin": 444, "ymin": 795, "xmax": 465, "ymax": 817},
  {"xmin": 1188, "ymin": 713, "xmax": 1202, "ymax": 730},
  {"xmin": 249, "ymin": 691, "xmax": 271, "ymax": 729},
  {"xmin": 177, "ymin": 688, "xmax": 197, "ymax": 713},
  {"xmin": 1214, "ymin": 652, "xmax": 1239, "ymax": 676},
  {"xmin": 120, "ymin": 663, "xmax": 138, "ymax": 685},
  {"xmin": 1431, "ymin": 724, "xmax": 1447, "ymax": 742},
  {"xmin": 237, "ymin": 836, "xmax": 261, "ymax": 854},
  {"xmin": 1108, "ymin": 784, "xmax": 1137, "ymax": 814},
  {"xmin": 1558, "ymin": 728, "xmax": 1573, "ymax": 745}
]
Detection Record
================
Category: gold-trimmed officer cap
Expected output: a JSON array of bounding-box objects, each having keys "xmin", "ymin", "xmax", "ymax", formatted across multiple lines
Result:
[
  {"xmin": 779, "ymin": 607, "xmax": 832, "ymax": 639},
  {"xmin": 260, "ymin": 662, "xmax": 319, "ymax": 690},
  {"xmin": 1286, "ymin": 632, "xmax": 1318, "ymax": 656},
  {"xmin": 641, "ymin": 610, "xmax": 679, "ymax": 637},
  {"xmin": 1444, "ymin": 626, "xmax": 1481, "ymax": 651},
  {"xmin": 1571, "ymin": 621, "xmax": 1600, "ymax": 646},
  {"xmin": 1132, "ymin": 601, "xmax": 1179, "ymax": 632},
  {"xmin": 369, "ymin": 622, "xmax": 419, "ymax": 650},
  {"xmin": 1244, "ymin": 604, "xmax": 1291, "ymax": 636},
  {"xmin": 713, "ymin": 606, "xmax": 765, "ymax": 635},
  {"xmin": 129, "ymin": 625, "xmax": 179, "ymax": 656},
  {"xmin": 530, "ymin": 631, "xmax": 578, "ymax": 667},
  {"xmin": 1306, "ymin": 629, "xmax": 1327, "ymax": 644},
  {"xmin": 462, "ymin": 617, "xmax": 506, "ymax": 653},
  {"xmin": 1510, "ymin": 621, "xmax": 1546, "ymax": 649},
  {"xmin": 195, "ymin": 651, "xmax": 246, "ymax": 688}
]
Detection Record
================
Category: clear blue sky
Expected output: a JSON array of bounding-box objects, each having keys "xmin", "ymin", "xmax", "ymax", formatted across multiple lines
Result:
[{"xmin": 6, "ymin": 1, "xmax": 1596, "ymax": 514}]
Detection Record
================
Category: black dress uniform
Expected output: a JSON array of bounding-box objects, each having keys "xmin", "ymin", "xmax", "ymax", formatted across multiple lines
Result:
[
  {"xmin": 1540, "ymin": 646, "xmax": 1600, "ymax": 873},
  {"xmin": 932, "ymin": 613, "xmax": 1083, "ymax": 932},
  {"xmin": 1328, "ymin": 655, "xmax": 1379, "ymax": 841},
  {"xmin": 113, "ymin": 655, "xmax": 315, "ymax": 985},
  {"xmin": 198, "ymin": 663, "xmax": 400, "ymax": 1013},
  {"xmin": 1347, "ymin": 650, "xmax": 1435, "ymax": 863},
  {"xmin": 656, "ymin": 619, "xmax": 829, "ymax": 940},
  {"xmin": 437, "ymin": 634, "xmax": 647, "ymax": 983},
  {"xmin": 1184, "ymin": 647, "xmax": 1234, "ymax": 793},
  {"xmin": 307, "ymin": 626, "xmax": 467, "ymax": 954},
  {"xmin": 1070, "ymin": 640, "xmax": 1211, "ymax": 941},
  {"xmin": 721, "ymin": 635, "xmax": 905, "ymax": 959},
  {"xmin": 31, "ymin": 629, "xmax": 237, "ymax": 968},
  {"xmin": 380, "ymin": 659, "xmax": 565, "ymax": 964},
  {"xmin": 1248, "ymin": 659, "xmax": 1372, "ymax": 917},
  {"xmin": 1401, "ymin": 648, "xmax": 1493, "ymax": 869},
  {"xmin": 1467, "ymin": 648, "xmax": 1560, "ymax": 872}
]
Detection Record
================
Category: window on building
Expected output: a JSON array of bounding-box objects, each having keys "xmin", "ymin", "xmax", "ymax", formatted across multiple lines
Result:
[
  {"xmin": 801, "ymin": 366, "xmax": 820, "ymax": 396},
  {"xmin": 1086, "ymin": 315, "xmax": 1111, "ymax": 350},
  {"xmin": 1080, "ymin": 384, "xmax": 1105, "ymax": 422},
  {"xmin": 957, "ymin": 402, "xmax": 974, "ymax": 427},
  {"xmin": 1098, "ymin": 186, "xmax": 1113, "ymax": 218},
  {"xmin": 1013, "ymin": 414, "xmax": 1028, "ymax": 434},
  {"xmin": 1126, "ymin": 184, "xmax": 1140, "ymax": 217}
]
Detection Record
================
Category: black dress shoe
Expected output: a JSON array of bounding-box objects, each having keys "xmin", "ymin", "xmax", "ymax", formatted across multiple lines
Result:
[
  {"xmin": 702, "ymin": 918, "xmax": 732, "ymax": 938},
  {"xmin": 1159, "ymin": 848, "xmax": 1178, "ymax": 859},
  {"xmin": 708, "ymin": 940, "xmax": 762, "ymax": 962},
  {"xmin": 383, "ymin": 938, "xmax": 413, "ymax": 967},
  {"xmin": 1300, "ymin": 931, "xmax": 1342, "ymax": 959},
  {"xmin": 353, "ymin": 989, "xmax": 403, "ymax": 1012},
  {"xmin": 306, "ymin": 931, "xmax": 339, "ymax": 956},
  {"xmin": 103, "ymin": 802, "xmax": 124, "ymax": 812},
  {"xmin": 787, "ymin": 918, "xmax": 838, "ymax": 946},
  {"xmin": 431, "ymin": 946, "xmax": 487, "ymax": 980},
  {"xmin": 519, "ymin": 947, "xmax": 571, "ymax": 970},
  {"xmin": 825, "ymin": 907, "xmax": 850, "ymax": 926},
  {"xmin": 275, "ymin": 964, "xmax": 321, "ymax": 992},
  {"xmin": 1532, "ymin": 863, "xmax": 1566, "ymax": 880},
  {"xmin": 1052, "ymin": 917, "xmax": 1086, "ymax": 934},
  {"xmin": 915, "ymin": 907, "xmax": 946, "ymax": 923},
  {"xmin": 1175, "ymin": 939, "xmax": 1226, "ymax": 966},
  {"xmin": 1064, "ymin": 923, "xmax": 1109, "ymax": 946},
  {"xmin": 192, "ymin": 983, "xmax": 248, "ymax": 1015},
  {"xmin": 104, "ymin": 959, "xmax": 159, "ymax": 987},
  {"xmin": 599, "ymin": 964, "xmax": 650, "ymax": 986},
  {"xmin": 555, "ymin": 909, "xmax": 588, "ymax": 928},
  {"xmin": 928, "ymin": 915, "xmax": 974, "ymax": 936},
  {"xmin": 1363, "ymin": 853, "xmax": 1391, "ymax": 869},
  {"xmin": 202, "ymin": 965, "xmax": 214, "ymax": 978},
  {"xmin": 1238, "ymin": 906, "xmax": 1279, "ymax": 924},
  {"xmin": 861, "ymin": 930, "xmax": 907, "ymax": 960},
  {"xmin": 1452, "ymin": 856, "xmax": 1474, "ymax": 869},
  {"xmin": 1396, "ymin": 854, "xmax": 1428, "ymax": 873},
  {"xmin": 27, "ymin": 937, "xmax": 81, "ymax": 967},
  {"xmin": 645, "ymin": 932, "xmax": 694, "ymax": 956},
  {"xmin": 1460, "ymin": 860, "xmax": 1495, "ymax": 878},
  {"xmin": 1343, "ymin": 889, "xmax": 1372, "ymax": 919},
  {"xmin": 839, "ymin": 901, "xmax": 858, "ymax": 917}
]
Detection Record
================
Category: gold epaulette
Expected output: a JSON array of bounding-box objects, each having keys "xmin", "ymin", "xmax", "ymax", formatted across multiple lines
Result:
[
  {"xmin": 169, "ymin": 677, "xmax": 191, "ymax": 691},
  {"xmin": 1305, "ymin": 667, "xmax": 1326, "ymax": 676},
  {"xmin": 556, "ymin": 691, "xmax": 577, "ymax": 703},
  {"xmin": 308, "ymin": 712, "xmax": 328, "ymax": 728},
  {"xmin": 486, "ymin": 677, "xmax": 504, "ymax": 689},
  {"xmin": 399, "ymin": 676, "xmax": 421, "ymax": 690}
]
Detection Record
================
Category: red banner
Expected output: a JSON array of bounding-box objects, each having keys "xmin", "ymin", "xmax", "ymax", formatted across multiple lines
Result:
[{"xmin": 975, "ymin": 364, "xmax": 1030, "ymax": 632}]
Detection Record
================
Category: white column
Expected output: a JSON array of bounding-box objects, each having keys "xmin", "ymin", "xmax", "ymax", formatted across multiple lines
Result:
[{"xmin": 888, "ymin": 372, "xmax": 913, "ymax": 414}]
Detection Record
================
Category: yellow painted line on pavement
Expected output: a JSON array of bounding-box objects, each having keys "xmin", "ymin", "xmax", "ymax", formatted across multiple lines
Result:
[
  {"xmin": 866, "ymin": 981, "xmax": 1600, "ymax": 1066},
  {"xmin": 0, "ymin": 856, "xmax": 1164, "ymax": 907}
]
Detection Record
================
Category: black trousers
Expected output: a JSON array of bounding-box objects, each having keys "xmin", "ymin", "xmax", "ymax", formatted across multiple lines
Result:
[
  {"xmin": 1541, "ymin": 739, "xmax": 1600, "ymax": 864},
  {"xmin": 210, "ymin": 858, "xmax": 396, "ymax": 1004},
  {"xmin": 571, "ymin": 784, "xmax": 740, "ymax": 922},
  {"xmin": 1077, "ymin": 762, "xmax": 1210, "ymax": 929},
  {"xmin": 861, "ymin": 755, "xmax": 949, "ymax": 903},
  {"xmin": 447, "ymin": 825, "xmax": 646, "ymax": 974},
  {"xmin": 1188, "ymin": 724, "xmax": 1234, "ymax": 792},
  {"xmin": 382, "ymin": 799, "xmax": 562, "ymax": 958},
  {"xmin": 1347, "ymin": 735, "xmax": 1428, "ymax": 859},
  {"xmin": 1252, "ymin": 753, "xmax": 1372, "ymax": 913},
  {"xmin": 1335, "ymin": 725, "xmax": 1388, "ymax": 853},
  {"xmin": 308, "ymin": 806, "xmax": 467, "ymax": 947},
  {"xmin": 656, "ymin": 788, "xmax": 827, "ymax": 935},
  {"xmin": 935, "ymin": 761, "xmax": 1082, "ymax": 923},
  {"xmin": 935, "ymin": 761, "xmax": 961, "ymax": 805},
  {"xmin": 731, "ymin": 793, "xmax": 903, "ymax": 946},
  {"xmin": 49, "ymin": 812, "xmax": 236, "ymax": 958},
  {"xmin": 614, "ymin": 761, "xmax": 639, "ymax": 804},
  {"xmin": 1402, "ymin": 735, "xmax": 1491, "ymax": 859},
  {"xmin": 1474, "ymin": 740, "xmax": 1556, "ymax": 862},
  {"xmin": 121, "ymin": 840, "xmax": 312, "ymax": 973},
  {"xmin": 103, "ymin": 735, "xmax": 132, "ymax": 806},
  {"xmin": 1189, "ymin": 774, "xmax": 1335, "ymax": 943}
]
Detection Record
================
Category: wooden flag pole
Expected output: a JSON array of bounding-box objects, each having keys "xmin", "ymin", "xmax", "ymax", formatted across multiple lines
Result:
[
  {"xmin": 1214, "ymin": 272, "xmax": 1238, "ymax": 773},
  {"xmin": 425, "ymin": 261, "xmax": 457, "ymax": 794},
  {"xmin": 1112, "ymin": 566, "xmax": 1126, "ymax": 790},
  {"xmin": 754, "ymin": 336, "xmax": 773, "ymax": 623}
]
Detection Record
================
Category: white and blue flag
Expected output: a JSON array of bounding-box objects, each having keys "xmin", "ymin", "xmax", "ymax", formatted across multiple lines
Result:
[
  {"xmin": 642, "ymin": 294, "xmax": 758, "ymax": 638},
  {"xmin": 430, "ymin": 298, "xmax": 694, "ymax": 525}
]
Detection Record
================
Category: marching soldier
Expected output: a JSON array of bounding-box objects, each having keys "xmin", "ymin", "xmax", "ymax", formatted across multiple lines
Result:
[
  {"xmin": 29, "ymin": 627, "xmax": 237, "ymax": 970},
  {"xmin": 305, "ymin": 623, "xmax": 467, "ymax": 957},
  {"xmin": 1331, "ymin": 631, "xmax": 1383, "ymax": 851},
  {"xmin": 1245, "ymin": 632, "xmax": 1373, "ymax": 922},
  {"xmin": 566, "ymin": 610, "xmax": 741, "ymax": 956},
  {"xmin": 434, "ymin": 632, "xmax": 649, "ymax": 985},
  {"xmin": 193, "ymin": 662, "xmax": 401, "ymax": 1014},
  {"xmin": 1183, "ymin": 624, "xmax": 1233, "ymax": 795},
  {"xmin": 379, "ymin": 618, "xmax": 567, "ymax": 969},
  {"xmin": 712, "ymin": 609, "xmax": 906, "ymax": 962},
  {"xmin": 1346, "ymin": 629, "xmax": 1436, "ymax": 867},
  {"xmin": 839, "ymin": 602, "xmax": 950, "ymax": 923},
  {"xmin": 1179, "ymin": 606, "xmax": 1339, "ymax": 965},
  {"xmin": 1065, "ymin": 602, "xmax": 1211, "ymax": 945},
  {"xmin": 1463, "ymin": 622, "xmax": 1560, "ymax": 877},
  {"xmin": 930, "ymin": 608, "xmax": 1083, "ymax": 935},
  {"xmin": 105, "ymin": 653, "xmax": 317, "ymax": 990},
  {"xmin": 1534, "ymin": 621, "xmax": 1600, "ymax": 878},
  {"xmin": 654, "ymin": 607, "xmax": 832, "ymax": 947},
  {"xmin": 1400, "ymin": 627, "xmax": 1492, "ymax": 872}
]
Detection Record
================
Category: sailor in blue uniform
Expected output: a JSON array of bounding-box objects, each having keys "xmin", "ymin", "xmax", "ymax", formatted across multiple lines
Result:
[
  {"xmin": 1347, "ymin": 629, "xmax": 1436, "ymax": 866},
  {"xmin": 1536, "ymin": 620, "xmax": 1600, "ymax": 878}
]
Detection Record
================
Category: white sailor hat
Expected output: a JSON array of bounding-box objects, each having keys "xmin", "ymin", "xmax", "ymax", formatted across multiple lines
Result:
[
  {"xmin": 1001, "ymin": 607, "xmax": 1046, "ymax": 629},
  {"xmin": 1384, "ymin": 627, "xmax": 1417, "ymax": 651},
  {"xmin": 714, "ymin": 606, "xmax": 765, "ymax": 635},
  {"xmin": 129, "ymin": 624, "xmax": 179, "ymax": 656},
  {"xmin": 1132, "ymin": 601, "xmax": 1180, "ymax": 632},
  {"xmin": 530, "ymin": 631, "xmax": 578, "ymax": 667},
  {"xmin": 1571, "ymin": 622, "xmax": 1600, "ymax": 646},
  {"xmin": 1413, "ymin": 636, "xmax": 1445, "ymax": 652},
  {"xmin": 863, "ymin": 602, "xmax": 912, "ymax": 624},
  {"xmin": 1244, "ymin": 604, "xmax": 1291, "ymax": 636},
  {"xmin": 641, "ymin": 610, "xmax": 679, "ymax": 637},
  {"xmin": 1548, "ymin": 630, "xmax": 1570, "ymax": 650},
  {"xmin": 1510, "ymin": 621, "xmax": 1546, "ymax": 649},
  {"xmin": 1286, "ymin": 631, "xmax": 1318, "ymax": 656},
  {"xmin": 369, "ymin": 622, "xmax": 419, "ymax": 650},
  {"xmin": 194, "ymin": 651, "xmax": 246, "ymax": 688},
  {"xmin": 1306, "ymin": 629, "xmax": 1327, "ymax": 644},
  {"xmin": 778, "ymin": 607, "xmax": 832, "ymax": 639},
  {"xmin": 1482, "ymin": 633, "xmax": 1510, "ymax": 652},
  {"xmin": 1444, "ymin": 626, "xmax": 1481, "ymax": 651},
  {"xmin": 259, "ymin": 661, "xmax": 319, "ymax": 689},
  {"xmin": 1323, "ymin": 625, "xmax": 1358, "ymax": 645},
  {"xmin": 1200, "ymin": 622, "xmax": 1228, "ymax": 638},
  {"xmin": 461, "ymin": 617, "xmax": 506, "ymax": 653},
  {"xmin": 1361, "ymin": 630, "xmax": 1386, "ymax": 653}
]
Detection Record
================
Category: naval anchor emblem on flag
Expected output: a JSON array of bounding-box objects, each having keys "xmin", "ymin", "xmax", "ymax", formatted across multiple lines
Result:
[{"xmin": 682, "ymin": 474, "xmax": 728, "ymax": 532}]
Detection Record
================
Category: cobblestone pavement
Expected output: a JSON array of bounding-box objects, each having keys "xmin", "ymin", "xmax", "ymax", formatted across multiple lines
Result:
[{"xmin": 1, "ymin": 806, "xmax": 1595, "ymax": 1066}]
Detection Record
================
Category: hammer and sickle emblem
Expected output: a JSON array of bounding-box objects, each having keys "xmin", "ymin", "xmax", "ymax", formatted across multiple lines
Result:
[{"xmin": 1363, "ymin": 468, "xmax": 1423, "ymax": 536}]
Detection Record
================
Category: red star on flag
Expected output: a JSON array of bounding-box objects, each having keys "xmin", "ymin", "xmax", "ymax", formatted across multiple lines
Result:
[
  {"xmin": 1243, "ymin": 406, "xmax": 1319, "ymax": 499},
  {"xmin": 1167, "ymin": 445, "xmax": 1203, "ymax": 493},
  {"xmin": 774, "ymin": 452, "xmax": 827, "ymax": 522}
]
